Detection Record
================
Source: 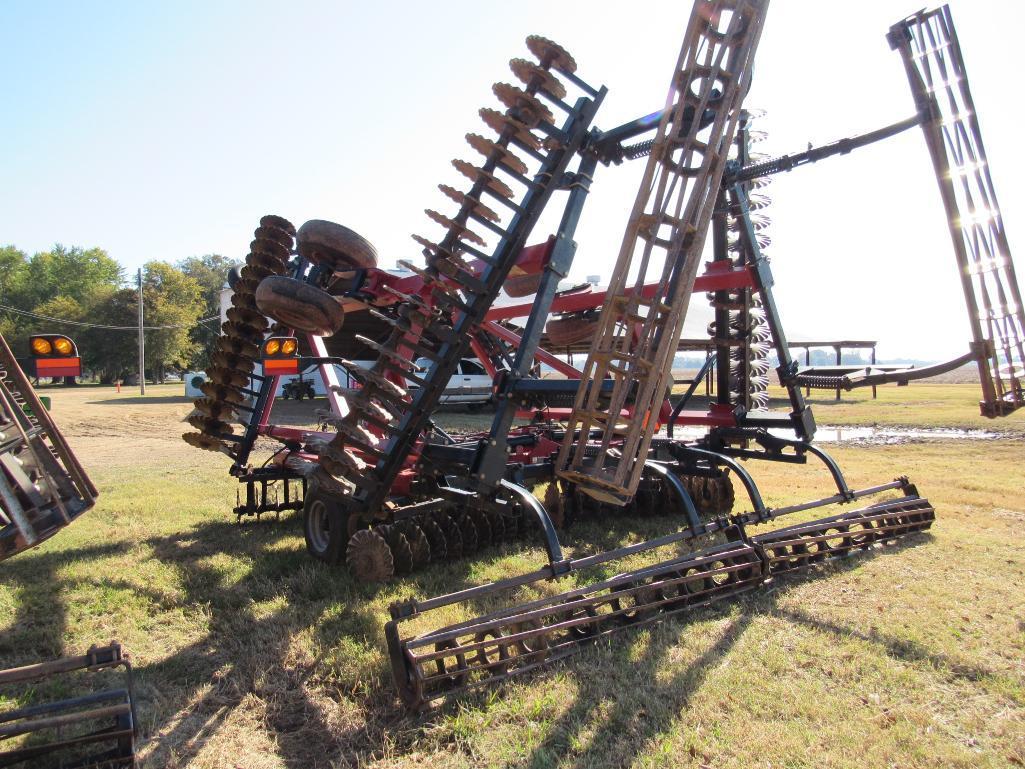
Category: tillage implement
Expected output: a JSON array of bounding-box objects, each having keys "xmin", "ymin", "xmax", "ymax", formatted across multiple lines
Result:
[{"xmin": 183, "ymin": 2, "xmax": 1022, "ymax": 709}]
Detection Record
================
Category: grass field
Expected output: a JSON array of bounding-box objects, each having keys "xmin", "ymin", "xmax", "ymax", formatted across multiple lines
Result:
[{"xmin": 1, "ymin": 383, "xmax": 1023, "ymax": 768}]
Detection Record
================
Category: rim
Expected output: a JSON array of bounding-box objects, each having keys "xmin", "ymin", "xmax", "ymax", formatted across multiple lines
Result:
[{"xmin": 307, "ymin": 499, "xmax": 331, "ymax": 554}]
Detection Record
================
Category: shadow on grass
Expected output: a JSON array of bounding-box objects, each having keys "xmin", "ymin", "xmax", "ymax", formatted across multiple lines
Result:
[
  {"xmin": 501, "ymin": 532, "xmax": 951, "ymax": 769},
  {"xmin": 0, "ymin": 541, "xmax": 127, "ymax": 664},
  {"xmin": 1, "ymin": 508, "xmax": 966, "ymax": 768}
]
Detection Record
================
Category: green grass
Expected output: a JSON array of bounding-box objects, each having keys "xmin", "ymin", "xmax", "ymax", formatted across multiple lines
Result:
[{"xmin": 1, "ymin": 386, "xmax": 1023, "ymax": 767}]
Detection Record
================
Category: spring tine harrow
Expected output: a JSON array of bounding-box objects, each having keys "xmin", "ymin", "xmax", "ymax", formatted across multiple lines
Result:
[
  {"xmin": 0, "ymin": 643, "xmax": 136, "ymax": 767},
  {"xmin": 556, "ymin": 0, "xmax": 770, "ymax": 505},
  {"xmin": 387, "ymin": 489, "xmax": 934, "ymax": 710},
  {"xmin": 889, "ymin": 6, "xmax": 1025, "ymax": 416}
]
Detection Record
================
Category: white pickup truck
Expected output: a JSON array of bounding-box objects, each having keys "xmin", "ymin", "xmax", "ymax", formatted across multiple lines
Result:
[{"xmin": 409, "ymin": 358, "xmax": 494, "ymax": 407}]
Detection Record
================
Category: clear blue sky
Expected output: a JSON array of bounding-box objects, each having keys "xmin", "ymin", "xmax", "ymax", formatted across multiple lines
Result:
[{"xmin": 1, "ymin": 1, "xmax": 1021, "ymax": 360}]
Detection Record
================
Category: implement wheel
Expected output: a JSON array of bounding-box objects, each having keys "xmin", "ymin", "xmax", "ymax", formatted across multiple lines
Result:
[
  {"xmin": 303, "ymin": 482, "xmax": 347, "ymax": 563},
  {"xmin": 296, "ymin": 219, "xmax": 378, "ymax": 270},
  {"xmin": 255, "ymin": 275, "xmax": 344, "ymax": 336}
]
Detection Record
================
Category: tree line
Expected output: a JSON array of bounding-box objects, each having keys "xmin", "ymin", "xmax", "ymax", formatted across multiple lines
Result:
[{"xmin": 0, "ymin": 244, "xmax": 240, "ymax": 383}]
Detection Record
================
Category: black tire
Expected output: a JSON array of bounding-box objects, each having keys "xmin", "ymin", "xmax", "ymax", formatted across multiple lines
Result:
[
  {"xmin": 255, "ymin": 275, "xmax": 345, "ymax": 336},
  {"xmin": 303, "ymin": 482, "xmax": 347, "ymax": 563},
  {"xmin": 296, "ymin": 219, "xmax": 378, "ymax": 270}
]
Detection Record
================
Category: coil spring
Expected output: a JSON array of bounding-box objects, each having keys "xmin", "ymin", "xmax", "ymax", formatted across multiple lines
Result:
[{"xmin": 708, "ymin": 110, "xmax": 773, "ymax": 410}]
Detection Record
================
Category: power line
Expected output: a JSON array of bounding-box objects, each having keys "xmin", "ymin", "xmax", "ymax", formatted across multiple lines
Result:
[{"xmin": 0, "ymin": 303, "xmax": 219, "ymax": 331}]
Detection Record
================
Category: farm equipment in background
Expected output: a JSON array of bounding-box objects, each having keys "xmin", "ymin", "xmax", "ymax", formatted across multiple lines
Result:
[
  {"xmin": 0, "ymin": 333, "xmax": 96, "ymax": 562},
  {"xmin": 182, "ymin": 1, "xmax": 1021, "ymax": 709}
]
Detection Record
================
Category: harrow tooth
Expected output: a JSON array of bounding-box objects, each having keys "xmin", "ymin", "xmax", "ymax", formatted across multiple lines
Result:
[
  {"xmin": 395, "ymin": 259, "xmax": 444, "ymax": 289},
  {"xmin": 420, "ymin": 514, "xmax": 448, "ymax": 561},
  {"xmin": 259, "ymin": 214, "xmax": 296, "ymax": 236},
  {"xmin": 210, "ymin": 349, "xmax": 256, "ymax": 372},
  {"xmin": 333, "ymin": 420, "xmax": 382, "ymax": 452},
  {"xmin": 245, "ymin": 249, "xmax": 289, "ymax": 273},
  {"xmin": 374, "ymin": 358, "xmax": 423, "ymax": 388},
  {"xmin": 314, "ymin": 441, "xmax": 368, "ymax": 475},
  {"xmin": 435, "ymin": 512, "xmax": 463, "ymax": 559},
  {"xmin": 432, "ymin": 257, "xmax": 485, "ymax": 294},
  {"xmin": 457, "ymin": 512, "xmax": 479, "ymax": 554},
  {"xmin": 439, "ymin": 181, "xmax": 502, "ymax": 221},
  {"xmin": 525, "ymin": 35, "xmax": 577, "ymax": 73},
  {"xmin": 543, "ymin": 481, "xmax": 566, "ymax": 527},
  {"xmin": 199, "ymin": 381, "xmax": 246, "ymax": 405},
  {"xmin": 217, "ymin": 336, "xmax": 260, "ymax": 359},
  {"xmin": 346, "ymin": 527, "xmax": 395, "ymax": 582},
  {"xmin": 399, "ymin": 520, "xmax": 432, "ymax": 570},
  {"xmin": 484, "ymin": 507, "xmax": 506, "ymax": 543},
  {"xmin": 349, "ymin": 390, "xmax": 402, "ymax": 423},
  {"xmin": 411, "ymin": 234, "xmax": 467, "ymax": 261},
  {"xmin": 381, "ymin": 523, "xmax": 415, "ymax": 575},
  {"xmin": 350, "ymin": 403, "xmax": 400, "ymax": 434},
  {"xmin": 249, "ymin": 237, "xmax": 290, "ymax": 261},
  {"xmin": 493, "ymin": 82, "xmax": 554, "ymax": 128},
  {"xmin": 187, "ymin": 414, "xmax": 234, "ymax": 435},
  {"xmin": 509, "ymin": 58, "xmax": 567, "ymax": 100},
  {"xmin": 349, "ymin": 392, "xmax": 405, "ymax": 422},
  {"xmin": 193, "ymin": 397, "xmax": 238, "ymax": 421},
  {"xmin": 356, "ymin": 382, "xmax": 410, "ymax": 414},
  {"xmin": 231, "ymin": 276, "xmax": 262, "ymax": 298},
  {"xmin": 728, "ymin": 213, "xmax": 771, "ymax": 232},
  {"xmin": 353, "ymin": 335, "xmax": 426, "ymax": 374},
  {"xmin": 225, "ymin": 306, "xmax": 269, "ymax": 331},
  {"xmin": 396, "ymin": 305, "xmax": 459, "ymax": 344},
  {"xmin": 340, "ymin": 358, "xmax": 408, "ymax": 401},
  {"xmin": 468, "ymin": 507, "xmax": 493, "ymax": 548},
  {"xmin": 220, "ymin": 321, "xmax": 264, "ymax": 345},
  {"xmin": 252, "ymin": 224, "xmax": 294, "ymax": 246},
  {"xmin": 452, "ymin": 159, "xmax": 515, "ymax": 199},
  {"xmin": 465, "ymin": 133, "xmax": 530, "ymax": 176},
  {"xmin": 238, "ymin": 262, "xmax": 283, "ymax": 283},
  {"xmin": 182, "ymin": 431, "xmax": 234, "ymax": 455},
  {"xmin": 207, "ymin": 365, "xmax": 251, "ymax": 388},
  {"xmin": 428, "ymin": 286, "xmax": 475, "ymax": 315},
  {"xmin": 479, "ymin": 108, "xmax": 542, "ymax": 151},
  {"xmin": 425, "ymin": 209, "xmax": 489, "ymax": 247}
]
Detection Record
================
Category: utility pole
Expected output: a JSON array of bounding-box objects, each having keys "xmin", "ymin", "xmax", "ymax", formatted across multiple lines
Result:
[{"xmin": 137, "ymin": 268, "xmax": 145, "ymax": 395}]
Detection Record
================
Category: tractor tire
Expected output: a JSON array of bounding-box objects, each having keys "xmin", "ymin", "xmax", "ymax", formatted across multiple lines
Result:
[
  {"xmin": 296, "ymin": 219, "xmax": 378, "ymax": 270},
  {"xmin": 545, "ymin": 314, "xmax": 599, "ymax": 347},
  {"xmin": 504, "ymin": 272, "xmax": 542, "ymax": 297},
  {"xmin": 255, "ymin": 275, "xmax": 345, "ymax": 336},
  {"xmin": 303, "ymin": 481, "xmax": 347, "ymax": 563}
]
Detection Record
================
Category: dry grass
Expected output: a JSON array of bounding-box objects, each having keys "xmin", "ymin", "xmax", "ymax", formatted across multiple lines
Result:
[{"xmin": 1, "ymin": 383, "xmax": 1023, "ymax": 767}]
